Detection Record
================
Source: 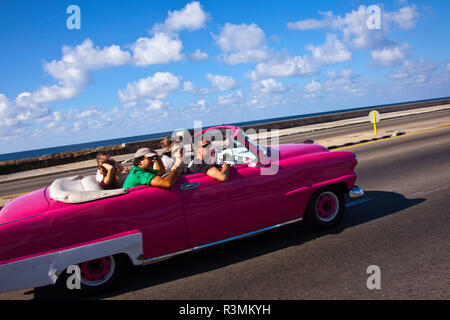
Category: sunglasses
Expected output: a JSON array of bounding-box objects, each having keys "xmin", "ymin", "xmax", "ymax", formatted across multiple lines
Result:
[{"xmin": 201, "ymin": 142, "xmax": 211, "ymax": 148}]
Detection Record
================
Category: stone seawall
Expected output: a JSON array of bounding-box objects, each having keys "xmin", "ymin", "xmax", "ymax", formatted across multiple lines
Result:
[{"xmin": 1, "ymin": 97, "xmax": 449, "ymax": 175}]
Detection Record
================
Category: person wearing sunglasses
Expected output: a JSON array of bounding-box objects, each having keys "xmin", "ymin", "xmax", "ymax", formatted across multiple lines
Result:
[
  {"xmin": 187, "ymin": 140, "xmax": 230, "ymax": 182},
  {"xmin": 122, "ymin": 148, "xmax": 182, "ymax": 189}
]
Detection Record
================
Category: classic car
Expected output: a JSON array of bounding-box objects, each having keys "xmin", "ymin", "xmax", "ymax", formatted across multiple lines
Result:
[{"xmin": 0, "ymin": 125, "xmax": 363, "ymax": 295}]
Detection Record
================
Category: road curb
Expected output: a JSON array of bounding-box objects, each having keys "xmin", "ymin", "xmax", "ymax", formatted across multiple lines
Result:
[{"xmin": 327, "ymin": 132, "xmax": 406, "ymax": 150}]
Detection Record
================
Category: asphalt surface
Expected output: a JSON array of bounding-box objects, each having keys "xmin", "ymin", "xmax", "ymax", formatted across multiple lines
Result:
[{"xmin": 1, "ymin": 112, "xmax": 449, "ymax": 300}]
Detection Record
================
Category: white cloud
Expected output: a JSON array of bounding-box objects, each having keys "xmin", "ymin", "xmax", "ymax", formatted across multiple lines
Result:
[
  {"xmin": 18, "ymin": 39, "xmax": 132, "ymax": 107},
  {"xmin": 287, "ymin": 18, "xmax": 330, "ymax": 31},
  {"xmin": 385, "ymin": 5, "xmax": 419, "ymax": 30},
  {"xmin": 287, "ymin": 5, "xmax": 420, "ymax": 69},
  {"xmin": 246, "ymin": 93, "xmax": 288, "ymax": 110},
  {"xmin": 77, "ymin": 106, "xmax": 102, "ymax": 119},
  {"xmin": 252, "ymin": 78, "xmax": 286, "ymax": 93},
  {"xmin": 213, "ymin": 23, "xmax": 268, "ymax": 65},
  {"xmin": 206, "ymin": 74, "xmax": 236, "ymax": 91},
  {"xmin": 1, "ymin": 38, "xmax": 132, "ymax": 143},
  {"xmin": 189, "ymin": 49, "xmax": 209, "ymax": 61},
  {"xmin": 131, "ymin": 33, "xmax": 183, "ymax": 66},
  {"xmin": 118, "ymin": 72, "xmax": 181, "ymax": 103},
  {"xmin": 287, "ymin": 11, "xmax": 333, "ymax": 30},
  {"xmin": 1, "ymin": 1, "xmax": 209, "ymax": 143},
  {"xmin": 146, "ymin": 99, "xmax": 167, "ymax": 111},
  {"xmin": 45, "ymin": 39, "xmax": 131, "ymax": 83},
  {"xmin": 306, "ymin": 80, "xmax": 323, "ymax": 93},
  {"xmin": 182, "ymin": 80, "xmax": 213, "ymax": 95},
  {"xmin": 334, "ymin": 6, "xmax": 386, "ymax": 50},
  {"xmin": 18, "ymin": 86, "xmax": 80, "ymax": 106},
  {"xmin": 249, "ymin": 55, "xmax": 318, "ymax": 80},
  {"xmin": 189, "ymin": 99, "xmax": 210, "ymax": 113},
  {"xmin": 303, "ymin": 69, "xmax": 367, "ymax": 99},
  {"xmin": 44, "ymin": 105, "xmax": 129, "ymax": 134},
  {"xmin": 217, "ymin": 90, "xmax": 245, "ymax": 107},
  {"xmin": 183, "ymin": 81, "xmax": 197, "ymax": 93},
  {"xmin": 131, "ymin": 1, "xmax": 210, "ymax": 66},
  {"xmin": 371, "ymin": 44, "xmax": 409, "ymax": 67},
  {"xmin": 131, "ymin": 2, "xmax": 209, "ymax": 67},
  {"xmin": 445, "ymin": 63, "xmax": 450, "ymax": 72},
  {"xmin": 247, "ymin": 32, "xmax": 351, "ymax": 81},
  {"xmin": 152, "ymin": 1, "xmax": 208, "ymax": 34},
  {"xmin": 246, "ymin": 78, "xmax": 291, "ymax": 110},
  {"xmin": 388, "ymin": 59, "xmax": 448, "ymax": 86},
  {"xmin": 0, "ymin": 93, "xmax": 12, "ymax": 118},
  {"xmin": 0, "ymin": 92, "xmax": 51, "ymax": 139},
  {"xmin": 288, "ymin": 5, "xmax": 419, "ymax": 50},
  {"xmin": 306, "ymin": 34, "xmax": 352, "ymax": 64}
]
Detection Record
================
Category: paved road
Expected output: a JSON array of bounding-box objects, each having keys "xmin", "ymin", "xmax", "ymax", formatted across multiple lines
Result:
[{"xmin": 1, "ymin": 115, "xmax": 449, "ymax": 300}]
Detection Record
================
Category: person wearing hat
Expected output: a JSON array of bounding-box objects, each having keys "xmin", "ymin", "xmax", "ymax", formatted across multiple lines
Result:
[{"xmin": 122, "ymin": 147, "xmax": 182, "ymax": 189}]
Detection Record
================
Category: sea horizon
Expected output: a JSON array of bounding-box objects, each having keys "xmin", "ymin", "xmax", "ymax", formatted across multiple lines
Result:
[{"xmin": 1, "ymin": 96, "xmax": 448, "ymax": 162}]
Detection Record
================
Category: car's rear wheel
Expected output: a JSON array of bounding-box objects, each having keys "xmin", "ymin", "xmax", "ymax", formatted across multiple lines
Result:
[
  {"xmin": 58, "ymin": 254, "xmax": 130, "ymax": 296},
  {"xmin": 305, "ymin": 186, "xmax": 345, "ymax": 229},
  {"xmin": 79, "ymin": 256, "xmax": 116, "ymax": 288}
]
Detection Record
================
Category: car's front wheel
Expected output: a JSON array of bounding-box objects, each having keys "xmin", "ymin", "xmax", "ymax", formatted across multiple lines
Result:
[{"xmin": 305, "ymin": 186, "xmax": 345, "ymax": 229}]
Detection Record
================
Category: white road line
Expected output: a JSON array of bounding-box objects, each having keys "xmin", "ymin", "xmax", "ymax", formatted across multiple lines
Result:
[{"xmin": 345, "ymin": 197, "xmax": 372, "ymax": 207}]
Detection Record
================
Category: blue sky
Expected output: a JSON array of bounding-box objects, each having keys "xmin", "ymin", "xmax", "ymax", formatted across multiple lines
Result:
[{"xmin": 1, "ymin": 0, "xmax": 449, "ymax": 153}]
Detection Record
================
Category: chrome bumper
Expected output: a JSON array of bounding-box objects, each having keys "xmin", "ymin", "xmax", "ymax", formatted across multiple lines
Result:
[{"xmin": 349, "ymin": 186, "xmax": 364, "ymax": 198}]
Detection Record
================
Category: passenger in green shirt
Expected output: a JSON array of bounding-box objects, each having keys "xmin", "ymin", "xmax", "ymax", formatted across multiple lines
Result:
[{"xmin": 122, "ymin": 148, "xmax": 182, "ymax": 189}]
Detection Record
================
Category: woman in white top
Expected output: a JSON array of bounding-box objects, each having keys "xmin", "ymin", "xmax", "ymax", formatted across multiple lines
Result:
[{"xmin": 95, "ymin": 152, "xmax": 130, "ymax": 188}]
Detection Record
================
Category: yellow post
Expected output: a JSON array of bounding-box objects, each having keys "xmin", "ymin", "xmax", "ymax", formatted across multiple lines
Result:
[{"xmin": 372, "ymin": 111, "xmax": 377, "ymax": 135}]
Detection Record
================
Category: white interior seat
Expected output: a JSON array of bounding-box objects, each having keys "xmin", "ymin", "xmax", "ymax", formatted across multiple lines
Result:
[{"xmin": 49, "ymin": 175, "xmax": 127, "ymax": 204}]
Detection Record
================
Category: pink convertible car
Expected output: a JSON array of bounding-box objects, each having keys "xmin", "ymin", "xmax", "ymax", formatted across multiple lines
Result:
[{"xmin": 0, "ymin": 126, "xmax": 363, "ymax": 294}]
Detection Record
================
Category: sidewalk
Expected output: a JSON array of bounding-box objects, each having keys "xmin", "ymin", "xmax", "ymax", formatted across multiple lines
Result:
[{"xmin": 1, "ymin": 104, "xmax": 449, "ymax": 186}]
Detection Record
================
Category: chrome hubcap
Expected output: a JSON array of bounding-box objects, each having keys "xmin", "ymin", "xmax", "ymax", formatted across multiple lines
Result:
[
  {"xmin": 316, "ymin": 191, "xmax": 339, "ymax": 222},
  {"xmin": 79, "ymin": 256, "xmax": 115, "ymax": 287}
]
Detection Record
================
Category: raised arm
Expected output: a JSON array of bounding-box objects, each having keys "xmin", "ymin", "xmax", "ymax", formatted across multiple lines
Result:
[
  {"xmin": 101, "ymin": 163, "xmax": 115, "ymax": 185},
  {"xmin": 150, "ymin": 167, "xmax": 180, "ymax": 189},
  {"xmin": 206, "ymin": 163, "xmax": 230, "ymax": 182},
  {"xmin": 152, "ymin": 155, "xmax": 166, "ymax": 176}
]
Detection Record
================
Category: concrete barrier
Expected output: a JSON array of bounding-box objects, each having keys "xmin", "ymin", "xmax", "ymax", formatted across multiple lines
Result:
[
  {"xmin": 1, "ymin": 97, "xmax": 449, "ymax": 175},
  {"xmin": 239, "ymin": 98, "xmax": 450, "ymax": 131}
]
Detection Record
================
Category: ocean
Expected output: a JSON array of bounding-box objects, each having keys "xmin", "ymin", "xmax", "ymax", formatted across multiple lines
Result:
[{"xmin": 1, "ymin": 97, "xmax": 447, "ymax": 162}]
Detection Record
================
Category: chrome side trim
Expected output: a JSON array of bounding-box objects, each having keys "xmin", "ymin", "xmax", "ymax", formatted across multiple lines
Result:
[
  {"xmin": 349, "ymin": 186, "xmax": 364, "ymax": 198},
  {"xmin": 142, "ymin": 217, "xmax": 303, "ymax": 265}
]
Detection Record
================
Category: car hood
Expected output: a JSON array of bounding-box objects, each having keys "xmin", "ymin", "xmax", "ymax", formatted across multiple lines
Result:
[
  {"xmin": 0, "ymin": 188, "xmax": 50, "ymax": 225},
  {"xmin": 273, "ymin": 143, "xmax": 329, "ymax": 159}
]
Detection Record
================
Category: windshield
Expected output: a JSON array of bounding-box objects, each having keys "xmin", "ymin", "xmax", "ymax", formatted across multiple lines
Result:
[{"xmin": 200, "ymin": 126, "xmax": 268, "ymax": 166}]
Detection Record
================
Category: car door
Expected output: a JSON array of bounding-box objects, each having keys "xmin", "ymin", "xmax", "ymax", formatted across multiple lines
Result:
[
  {"xmin": 173, "ymin": 163, "xmax": 286, "ymax": 248},
  {"xmin": 118, "ymin": 185, "xmax": 188, "ymax": 260}
]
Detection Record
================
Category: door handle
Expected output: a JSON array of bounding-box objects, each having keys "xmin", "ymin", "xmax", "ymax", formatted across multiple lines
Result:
[{"xmin": 180, "ymin": 182, "xmax": 200, "ymax": 190}]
